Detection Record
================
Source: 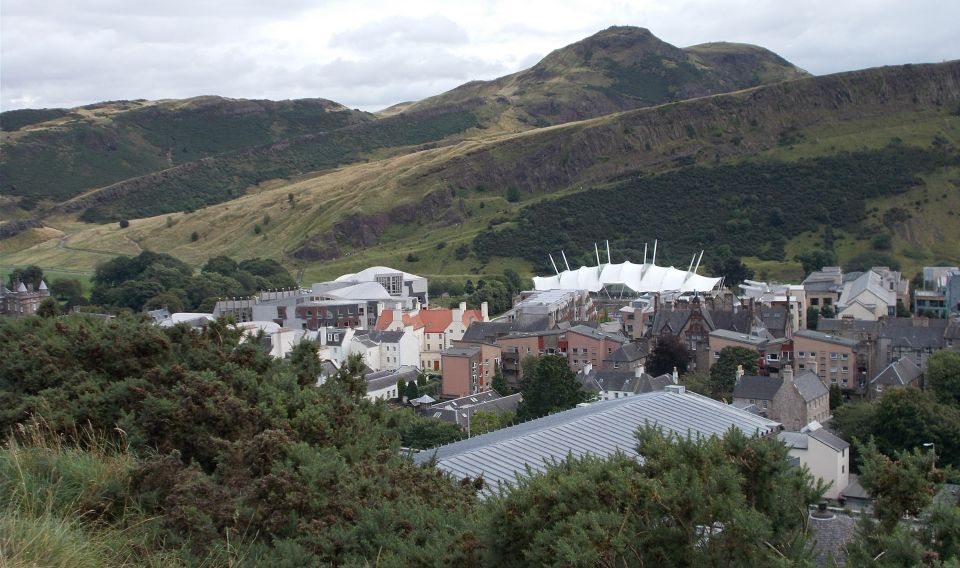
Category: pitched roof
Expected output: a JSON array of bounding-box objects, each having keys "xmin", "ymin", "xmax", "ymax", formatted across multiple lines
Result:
[
  {"xmin": 376, "ymin": 307, "xmax": 483, "ymax": 333},
  {"xmin": 879, "ymin": 321, "xmax": 948, "ymax": 350},
  {"xmin": 733, "ymin": 375, "xmax": 783, "ymax": 401},
  {"xmin": 777, "ymin": 431, "xmax": 809, "ymax": 449},
  {"xmin": 809, "ymin": 513, "xmax": 857, "ymax": 566},
  {"xmin": 817, "ymin": 319, "xmax": 882, "ymax": 335},
  {"xmin": 945, "ymin": 321, "xmax": 960, "ymax": 340},
  {"xmin": 707, "ymin": 309, "xmax": 752, "ymax": 334},
  {"xmin": 808, "ymin": 428, "xmax": 851, "ymax": 452},
  {"xmin": 792, "ymin": 370, "xmax": 829, "ymax": 402},
  {"xmin": 428, "ymin": 392, "xmax": 523, "ymax": 424},
  {"xmin": 581, "ymin": 369, "xmax": 672, "ymax": 394},
  {"xmin": 605, "ymin": 341, "xmax": 649, "ymax": 362},
  {"xmin": 413, "ymin": 389, "xmax": 780, "ymax": 490},
  {"xmin": 709, "ymin": 329, "xmax": 770, "ymax": 346},
  {"xmin": 363, "ymin": 330, "xmax": 405, "ymax": 343},
  {"xmin": 365, "ymin": 366, "xmax": 420, "ymax": 392},
  {"xmin": 442, "ymin": 346, "xmax": 481, "ymax": 358},
  {"xmin": 871, "ymin": 357, "xmax": 923, "ymax": 387}
]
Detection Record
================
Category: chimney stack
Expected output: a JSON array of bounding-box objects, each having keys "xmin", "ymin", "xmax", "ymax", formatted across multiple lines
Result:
[
  {"xmin": 481, "ymin": 301, "xmax": 489, "ymax": 321},
  {"xmin": 782, "ymin": 364, "xmax": 794, "ymax": 382},
  {"xmin": 735, "ymin": 364, "xmax": 745, "ymax": 383},
  {"xmin": 672, "ymin": 367, "xmax": 679, "ymax": 383},
  {"xmin": 582, "ymin": 361, "xmax": 593, "ymax": 377}
]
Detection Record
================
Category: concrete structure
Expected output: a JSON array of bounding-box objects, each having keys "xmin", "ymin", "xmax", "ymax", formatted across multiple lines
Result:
[
  {"xmin": 413, "ymin": 386, "xmax": 780, "ymax": 491},
  {"xmin": 792, "ymin": 330, "xmax": 860, "ymax": 392},
  {"xmin": 510, "ymin": 289, "xmax": 595, "ymax": 328},
  {"xmin": 779, "ymin": 425, "xmax": 850, "ymax": 499},
  {"xmin": 836, "ymin": 268, "xmax": 905, "ymax": 320},
  {"xmin": 565, "ymin": 324, "xmax": 628, "ymax": 372},
  {"xmin": 0, "ymin": 279, "xmax": 50, "ymax": 316},
  {"xmin": 440, "ymin": 346, "xmax": 484, "ymax": 397},
  {"xmin": 733, "ymin": 366, "xmax": 830, "ymax": 431},
  {"xmin": 802, "ymin": 267, "xmax": 844, "ymax": 313},
  {"xmin": 330, "ymin": 266, "xmax": 429, "ymax": 306}
]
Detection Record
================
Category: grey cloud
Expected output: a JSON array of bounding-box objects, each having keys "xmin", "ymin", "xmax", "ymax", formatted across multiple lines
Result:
[{"xmin": 330, "ymin": 15, "xmax": 470, "ymax": 49}]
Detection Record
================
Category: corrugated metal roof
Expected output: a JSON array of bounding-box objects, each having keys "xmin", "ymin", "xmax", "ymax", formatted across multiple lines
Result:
[{"xmin": 414, "ymin": 390, "xmax": 780, "ymax": 490}]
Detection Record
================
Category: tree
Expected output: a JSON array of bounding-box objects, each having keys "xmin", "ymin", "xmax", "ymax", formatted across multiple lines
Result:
[
  {"xmin": 404, "ymin": 380, "xmax": 420, "ymax": 401},
  {"xmin": 482, "ymin": 425, "xmax": 824, "ymax": 566},
  {"xmin": 502, "ymin": 268, "xmax": 523, "ymax": 294},
  {"xmin": 646, "ymin": 335, "xmax": 691, "ymax": 377},
  {"xmin": 470, "ymin": 410, "xmax": 515, "ymax": 436},
  {"xmin": 794, "ymin": 249, "xmax": 837, "ymax": 276},
  {"xmin": 926, "ymin": 350, "xmax": 960, "ymax": 406},
  {"xmin": 190, "ymin": 231, "xmax": 199, "ymax": 242},
  {"xmin": 710, "ymin": 346, "xmax": 759, "ymax": 399},
  {"xmin": 36, "ymin": 297, "xmax": 60, "ymax": 318},
  {"xmin": 490, "ymin": 363, "xmax": 510, "ymax": 395},
  {"xmin": 844, "ymin": 251, "xmax": 900, "ymax": 273},
  {"xmin": 8, "ymin": 265, "xmax": 44, "ymax": 289},
  {"xmin": 857, "ymin": 438, "xmax": 943, "ymax": 530},
  {"xmin": 506, "ymin": 187, "xmax": 520, "ymax": 202},
  {"xmin": 455, "ymin": 244, "xmax": 470, "ymax": 261},
  {"xmin": 144, "ymin": 292, "xmax": 185, "ymax": 314},
  {"xmin": 119, "ymin": 219, "xmax": 130, "ymax": 228},
  {"xmin": 517, "ymin": 355, "xmax": 588, "ymax": 421},
  {"xmin": 289, "ymin": 340, "xmax": 322, "ymax": 387},
  {"xmin": 819, "ymin": 304, "xmax": 835, "ymax": 319},
  {"xmin": 396, "ymin": 378, "xmax": 407, "ymax": 400},
  {"xmin": 333, "ymin": 353, "xmax": 367, "ymax": 401},
  {"xmin": 829, "ymin": 384, "xmax": 843, "ymax": 410},
  {"xmin": 709, "ymin": 255, "xmax": 754, "ymax": 289},
  {"xmin": 806, "ymin": 306, "xmax": 820, "ymax": 330},
  {"xmin": 679, "ymin": 370, "xmax": 712, "ymax": 396}
]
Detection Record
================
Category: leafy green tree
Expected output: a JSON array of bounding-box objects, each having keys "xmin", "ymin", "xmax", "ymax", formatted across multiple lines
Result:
[
  {"xmin": 396, "ymin": 378, "xmax": 407, "ymax": 400},
  {"xmin": 502, "ymin": 268, "xmax": 523, "ymax": 294},
  {"xmin": 819, "ymin": 303, "xmax": 835, "ymax": 319},
  {"xmin": 144, "ymin": 291, "xmax": 185, "ymax": 313},
  {"xmin": 857, "ymin": 438, "xmax": 944, "ymax": 530},
  {"xmin": 8, "ymin": 265, "xmax": 44, "ymax": 289},
  {"xmin": 36, "ymin": 297, "xmax": 60, "ymax": 318},
  {"xmin": 709, "ymin": 346, "xmax": 759, "ymax": 398},
  {"xmin": 202, "ymin": 255, "xmax": 239, "ymax": 276},
  {"xmin": 490, "ymin": 363, "xmax": 510, "ymax": 395},
  {"xmin": 517, "ymin": 355, "xmax": 588, "ymax": 421},
  {"xmin": 829, "ymin": 384, "xmax": 843, "ymax": 410},
  {"xmin": 679, "ymin": 370, "xmax": 712, "ymax": 396},
  {"xmin": 794, "ymin": 249, "xmax": 837, "ymax": 276},
  {"xmin": 844, "ymin": 251, "xmax": 901, "ymax": 272},
  {"xmin": 289, "ymin": 340, "xmax": 322, "ymax": 387},
  {"xmin": 709, "ymin": 255, "xmax": 754, "ymax": 290},
  {"xmin": 470, "ymin": 410, "xmax": 515, "ymax": 436},
  {"xmin": 482, "ymin": 425, "xmax": 824, "ymax": 566},
  {"xmin": 806, "ymin": 306, "xmax": 820, "ymax": 330},
  {"xmin": 404, "ymin": 380, "xmax": 420, "ymax": 401},
  {"xmin": 468, "ymin": 279, "xmax": 512, "ymax": 315},
  {"xmin": 646, "ymin": 335, "xmax": 691, "ymax": 377},
  {"xmin": 927, "ymin": 350, "xmax": 960, "ymax": 406}
]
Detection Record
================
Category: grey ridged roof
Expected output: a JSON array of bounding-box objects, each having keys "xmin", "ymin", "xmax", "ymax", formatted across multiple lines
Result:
[
  {"xmin": 709, "ymin": 329, "xmax": 771, "ymax": 346},
  {"xmin": 442, "ymin": 346, "xmax": 481, "ymax": 357},
  {"xmin": 808, "ymin": 428, "xmax": 850, "ymax": 452},
  {"xmin": 567, "ymin": 324, "xmax": 628, "ymax": 343},
  {"xmin": 871, "ymin": 357, "xmax": 922, "ymax": 387},
  {"xmin": 733, "ymin": 375, "xmax": 783, "ymax": 401},
  {"xmin": 777, "ymin": 431, "xmax": 809, "ymax": 449},
  {"xmin": 428, "ymin": 393, "xmax": 523, "ymax": 424},
  {"xmin": 414, "ymin": 390, "xmax": 780, "ymax": 490},
  {"xmin": 605, "ymin": 341, "xmax": 649, "ymax": 362},
  {"xmin": 793, "ymin": 370, "xmax": 829, "ymax": 402},
  {"xmin": 365, "ymin": 366, "xmax": 420, "ymax": 392},
  {"xmin": 364, "ymin": 330, "xmax": 405, "ymax": 343}
]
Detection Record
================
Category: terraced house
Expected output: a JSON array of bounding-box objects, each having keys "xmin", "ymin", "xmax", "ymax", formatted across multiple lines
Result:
[{"xmin": 792, "ymin": 330, "xmax": 861, "ymax": 392}]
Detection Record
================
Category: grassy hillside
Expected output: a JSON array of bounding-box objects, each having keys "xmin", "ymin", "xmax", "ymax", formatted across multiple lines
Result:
[
  {"xmin": 0, "ymin": 97, "xmax": 371, "ymax": 205},
  {"xmin": 3, "ymin": 61, "xmax": 959, "ymax": 288},
  {"xmin": 386, "ymin": 26, "xmax": 808, "ymax": 128}
]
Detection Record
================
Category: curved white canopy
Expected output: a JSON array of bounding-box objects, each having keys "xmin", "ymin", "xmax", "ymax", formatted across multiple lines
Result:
[{"xmin": 534, "ymin": 261, "xmax": 721, "ymax": 294}]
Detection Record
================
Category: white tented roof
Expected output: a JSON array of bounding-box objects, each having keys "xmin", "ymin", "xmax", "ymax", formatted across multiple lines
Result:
[{"xmin": 533, "ymin": 261, "xmax": 721, "ymax": 294}]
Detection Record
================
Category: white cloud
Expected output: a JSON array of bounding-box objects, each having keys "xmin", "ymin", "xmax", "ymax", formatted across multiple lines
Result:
[{"xmin": 1, "ymin": 0, "xmax": 957, "ymax": 111}]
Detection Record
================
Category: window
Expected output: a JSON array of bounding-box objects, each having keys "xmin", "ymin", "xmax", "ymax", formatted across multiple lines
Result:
[
  {"xmin": 762, "ymin": 400, "xmax": 768, "ymax": 409},
  {"xmin": 841, "ymin": 465, "xmax": 845, "ymax": 474},
  {"xmin": 613, "ymin": 362, "xmax": 619, "ymax": 369},
  {"xmin": 607, "ymin": 347, "xmax": 612, "ymax": 354},
  {"xmin": 811, "ymin": 298, "xmax": 820, "ymax": 306},
  {"xmin": 842, "ymin": 366, "xmax": 849, "ymax": 373},
  {"xmin": 714, "ymin": 351, "xmax": 721, "ymax": 359},
  {"xmin": 841, "ymin": 353, "xmax": 849, "ymax": 360},
  {"xmin": 830, "ymin": 352, "xmax": 838, "ymax": 360},
  {"xmin": 798, "ymin": 351, "xmax": 806, "ymax": 358}
]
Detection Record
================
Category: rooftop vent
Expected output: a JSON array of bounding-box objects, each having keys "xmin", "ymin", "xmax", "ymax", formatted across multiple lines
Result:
[{"xmin": 664, "ymin": 385, "xmax": 686, "ymax": 394}]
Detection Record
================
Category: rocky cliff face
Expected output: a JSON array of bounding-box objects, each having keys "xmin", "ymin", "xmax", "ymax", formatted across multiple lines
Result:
[{"xmin": 419, "ymin": 62, "xmax": 960, "ymax": 197}]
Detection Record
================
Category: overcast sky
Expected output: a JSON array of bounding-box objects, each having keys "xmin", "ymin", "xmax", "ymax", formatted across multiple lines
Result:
[{"xmin": 2, "ymin": 0, "xmax": 958, "ymax": 112}]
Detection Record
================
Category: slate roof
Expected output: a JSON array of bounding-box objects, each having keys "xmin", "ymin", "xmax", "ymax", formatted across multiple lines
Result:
[
  {"xmin": 945, "ymin": 321, "xmax": 960, "ymax": 340},
  {"xmin": 651, "ymin": 310, "xmax": 692, "ymax": 335},
  {"xmin": 414, "ymin": 389, "xmax": 780, "ymax": 489},
  {"xmin": 733, "ymin": 375, "xmax": 783, "ymax": 401},
  {"xmin": 363, "ymin": 330, "xmax": 405, "ymax": 343},
  {"xmin": 759, "ymin": 306, "xmax": 788, "ymax": 335},
  {"xmin": 879, "ymin": 320, "xmax": 948, "ymax": 350},
  {"xmin": 365, "ymin": 365, "xmax": 420, "ymax": 392},
  {"xmin": 793, "ymin": 329, "xmax": 858, "ymax": 347},
  {"xmin": 778, "ymin": 431, "xmax": 809, "ymax": 449},
  {"xmin": 817, "ymin": 319, "xmax": 882, "ymax": 335},
  {"xmin": 710, "ymin": 329, "xmax": 770, "ymax": 346},
  {"xmin": 871, "ymin": 357, "xmax": 923, "ymax": 387},
  {"xmin": 793, "ymin": 370, "xmax": 829, "ymax": 402},
  {"xmin": 567, "ymin": 324, "xmax": 628, "ymax": 343},
  {"xmin": 708, "ymin": 309, "xmax": 753, "ymax": 333},
  {"xmin": 581, "ymin": 369, "xmax": 675, "ymax": 394},
  {"xmin": 605, "ymin": 341, "xmax": 649, "ymax": 363},
  {"xmin": 809, "ymin": 428, "xmax": 851, "ymax": 452},
  {"xmin": 427, "ymin": 392, "xmax": 523, "ymax": 425},
  {"xmin": 461, "ymin": 322, "xmax": 518, "ymax": 343}
]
